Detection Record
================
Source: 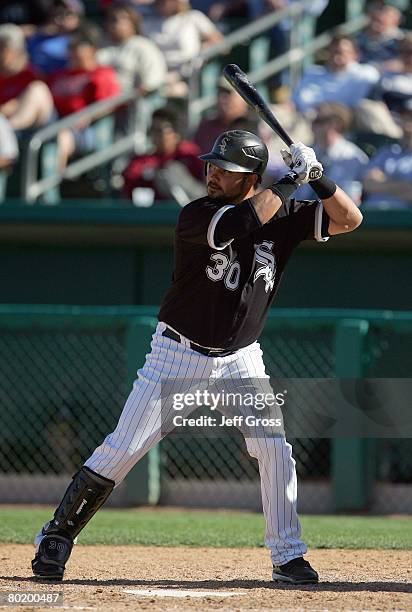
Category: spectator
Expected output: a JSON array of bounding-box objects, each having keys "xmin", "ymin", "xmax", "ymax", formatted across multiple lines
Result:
[
  {"xmin": 295, "ymin": 104, "xmax": 368, "ymax": 204},
  {"xmin": 0, "ymin": 24, "xmax": 54, "ymax": 134},
  {"xmin": 292, "ymin": 35, "xmax": 380, "ymax": 113},
  {"xmin": 0, "ymin": 114, "xmax": 19, "ymax": 168},
  {"xmin": 97, "ymin": 2, "xmax": 166, "ymax": 94},
  {"xmin": 353, "ymin": 33, "xmax": 412, "ymax": 139},
  {"xmin": 193, "ymin": 78, "xmax": 254, "ymax": 153},
  {"xmin": 356, "ymin": 1, "xmax": 404, "ymax": 68},
  {"xmin": 362, "ymin": 97, "xmax": 412, "ymax": 209},
  {"xmin": 123, "ymin": 107, "xmax": 204, "ymax": 202},
  {"xmin": 47, "ymin": 25, "xmax": 120, "ymax": 169},
  {"xmin": 143, "ymin": 0, "xmax": 223, "ymax": 96},
  {"xmin": 370, "ymin": 33, "xmax": 412, "ymax": 113},
  {"xmin": 27, "ymin": 0, "xmax": 85, "ymax": 75}
]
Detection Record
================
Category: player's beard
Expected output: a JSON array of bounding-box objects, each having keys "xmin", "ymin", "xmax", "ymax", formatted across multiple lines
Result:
[{"xmin": 207, "ymin": 176, "xmax": 250, "ymax": 203}]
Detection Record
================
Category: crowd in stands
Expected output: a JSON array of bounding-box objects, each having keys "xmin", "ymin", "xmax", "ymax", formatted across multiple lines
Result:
[{"xmin": 0, "ymin": 0, "xmax": 410, "ymax": 209}]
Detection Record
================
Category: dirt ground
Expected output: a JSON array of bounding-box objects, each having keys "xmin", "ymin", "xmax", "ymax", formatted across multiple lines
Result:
[{"xmin": 0, "ymin": 545, "xmax": 410, "ymax": 611}]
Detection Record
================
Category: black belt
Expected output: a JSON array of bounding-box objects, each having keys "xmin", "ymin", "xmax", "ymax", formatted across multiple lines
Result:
[{"xmin": 161, "ymin": 327, "xmax": 235, "ymax": 358}]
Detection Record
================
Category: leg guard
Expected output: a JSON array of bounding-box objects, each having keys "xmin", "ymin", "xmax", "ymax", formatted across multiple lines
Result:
[
  {"xmin": 32, "ymin": 467, "xmax": 114, "ymax": 580},
  {"xmin": 47, "ymin": 466, "xmax": 115, "ymax": 540}
]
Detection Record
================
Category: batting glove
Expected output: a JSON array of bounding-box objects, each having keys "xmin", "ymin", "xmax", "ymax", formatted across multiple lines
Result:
[{"xmin": 281, "ymin": 142, "xmax": 323, "ymax": 185}]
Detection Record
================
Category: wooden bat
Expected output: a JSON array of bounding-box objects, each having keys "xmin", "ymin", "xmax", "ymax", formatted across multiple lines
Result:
[
  {"xmin": 222, "ymin": 63, "xmax": 294, "ymax": 147},
  {"xmin": 223, "ymin": 64, "xmax": 323, "ymax": 180}
]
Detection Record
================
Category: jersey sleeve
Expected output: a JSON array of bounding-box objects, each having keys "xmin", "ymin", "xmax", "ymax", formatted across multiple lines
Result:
[
  {"xmin": 177, "ymin": 199, "xmax": 235, "ymax": 249},
  {"xmin": 287, "ymin": 199, "xmax": 331, "ymax": 244}
]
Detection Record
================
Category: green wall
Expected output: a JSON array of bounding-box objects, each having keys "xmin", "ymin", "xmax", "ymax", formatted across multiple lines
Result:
[{"xmin": 0, "ymin": 202, "xmax": 411, "ymax": 310}]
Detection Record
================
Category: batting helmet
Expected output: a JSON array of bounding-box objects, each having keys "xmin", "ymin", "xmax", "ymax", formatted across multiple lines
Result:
[{"xmin": 199, "ymin": 130, "xmax": 268, "ymax": 177}]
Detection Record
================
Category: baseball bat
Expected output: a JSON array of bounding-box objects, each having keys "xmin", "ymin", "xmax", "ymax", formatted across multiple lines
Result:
[{"xmin": 222, "ymin": 64, "xmax": 294, "ymax": 147}]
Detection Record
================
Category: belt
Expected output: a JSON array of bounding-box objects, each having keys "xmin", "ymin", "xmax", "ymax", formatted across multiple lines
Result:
[{"xmin": 161, "ymin": 326, "xmax": 235, "ymax": 358}]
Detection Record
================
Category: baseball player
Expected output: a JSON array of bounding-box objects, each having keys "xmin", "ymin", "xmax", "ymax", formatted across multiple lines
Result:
[{"xmin": 32, "ymin": 130, "xmax": 362, "ymax": 584}]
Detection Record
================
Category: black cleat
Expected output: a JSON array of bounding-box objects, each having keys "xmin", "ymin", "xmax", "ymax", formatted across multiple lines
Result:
[
  {"xmin": 32, "ymin": 534, "xmax": 73, "ymax": 581},
  {"xmin": 272, "ymin": 557, "xmax": 319, "ymax": 584}
]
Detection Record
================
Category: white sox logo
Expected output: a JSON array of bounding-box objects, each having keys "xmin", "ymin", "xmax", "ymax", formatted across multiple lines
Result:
[
  {"xmin": 218, "ymin": 137, "xmax": 230, "ymax": 155},
  {"xmin": 253, "ymin": 241, "xmax": 276, "ymax": 293}
]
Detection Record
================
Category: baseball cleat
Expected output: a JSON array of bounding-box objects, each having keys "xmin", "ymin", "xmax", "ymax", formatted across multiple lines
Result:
[
  {"xmin": 272, "ymin": 557, "xmax": 319, "ymax": 584},
  {"xmin": 32, "ymin": 534, "xmax": 73, "ymax": 581}
]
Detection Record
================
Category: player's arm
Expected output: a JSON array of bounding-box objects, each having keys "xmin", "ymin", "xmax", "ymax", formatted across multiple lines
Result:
[
  {"xmin": 214, "ymin": 160, "xmax": 318, "ymax": 245},
  {"xmin": 317, "ymin": 184, "xmax": 363, "ymax": 235},
  {"xmin": 280, "ymin": 143, "xmax": 363, "ymax": 236},
  {"xmin": 248, "ymin": 188, "xmax": 284, "ymax": 224},
  {"xmin": 215, "ymin": 143, "xmax": 321, "ymax": 243}
]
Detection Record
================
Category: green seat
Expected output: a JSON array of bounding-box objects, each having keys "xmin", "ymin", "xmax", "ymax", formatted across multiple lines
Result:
[
  {"xmin": 200, "ymin": 61, "xmax": 221, "ymax": 99},
  {"xmin": 249, "ymin": 36, "xmax": 271, "ymax": 100},
  {"xmin": 38, "ymin": 115, "xmax": 117, "ymax": 204}
]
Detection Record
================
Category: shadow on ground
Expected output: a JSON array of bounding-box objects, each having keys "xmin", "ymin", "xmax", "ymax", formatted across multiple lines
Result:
[{"xmin": 2, "ymin": 576, "xmax": 411, "ymax": 593}]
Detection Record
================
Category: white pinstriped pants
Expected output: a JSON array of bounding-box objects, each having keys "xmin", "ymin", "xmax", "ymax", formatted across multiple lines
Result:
[{"xmin": 85, "ymin": 322, "xmax": 307, "ymax": 565}]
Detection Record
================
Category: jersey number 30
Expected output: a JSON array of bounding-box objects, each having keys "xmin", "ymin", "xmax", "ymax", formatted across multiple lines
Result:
[{"xmin": 206, "ymin": 253, "xmax": 240, "ymax": 291}]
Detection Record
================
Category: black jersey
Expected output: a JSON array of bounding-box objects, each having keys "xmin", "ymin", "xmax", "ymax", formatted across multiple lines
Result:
[{"xmin": 158, "ymin": 195, "xmax": 330, "ymax": 350}]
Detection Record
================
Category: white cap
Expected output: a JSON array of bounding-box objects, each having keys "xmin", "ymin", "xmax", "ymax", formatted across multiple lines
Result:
[{"xmin": 0, "ymin": 24, "xmax": 25, "ymax": 51}]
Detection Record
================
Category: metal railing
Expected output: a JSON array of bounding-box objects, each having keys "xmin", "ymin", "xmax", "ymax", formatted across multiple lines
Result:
[
  {"xmin": 21, "ymin": 0, "xmax": 369, "ymax": 203},
  {"xmin": 188, "ymin": 9, "xmax": 368, "ymax": 124},
  {"xmin": 22, "ymin": 91, "xmax": 155, "ymax": 203},
  {"xmin": 187, "ymin": 2, "xmax": 309, "ymax": 126},
  {"xmin": 247, "ymin": 13, "xmax": 368, "ymax": 90}
]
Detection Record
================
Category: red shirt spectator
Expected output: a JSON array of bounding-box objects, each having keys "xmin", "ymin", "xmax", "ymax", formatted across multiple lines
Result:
[
  {"xmin": 0, "ymin": 65, "xmax": 37, "ymax": 105},
  {"xmin": 123, "ymin": 139, "xmax": 203, "ymax": 200},
  {"xmin": 0, "ymin": 24, "xmax": 54, "ymax": 133},
  {"xmin": 47, "ymin": 64, "xmax": 119, "ymax": 116},
  {"xmin": 123, "ymin": 107, "xmax": 204, "ymax": 200}
]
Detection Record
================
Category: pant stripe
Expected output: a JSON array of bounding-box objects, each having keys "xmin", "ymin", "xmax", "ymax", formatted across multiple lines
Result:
[{"xmin": 84, "ymin": 324, "xmax": 307, "ymax": 564}]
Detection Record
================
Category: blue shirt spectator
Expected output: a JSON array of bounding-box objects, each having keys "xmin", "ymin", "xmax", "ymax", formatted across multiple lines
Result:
[
  {"xmin": 362, "ymin": 98, "xmax": 412, "ymax": 209},
  {"xmin": 295, "ymin": 103, "xmax": 368, "ymax": 204},
  {"xmin": 292, "ymin": 35, "xmax": 379, "ymax": 113},
  {"xmin": 369, "ymin": 34, "xmax": 412, "ymax": 113},
  {"xmin": 27, "ymin": 33, "xmax": 70, "ymax": 74},
  {"xmin": 356, "ymin": 1, "xmax": 404, "ymax": 67},
  {"xmin": 27, "ymin": 0, "xmax": 84, "ymax": 75}
]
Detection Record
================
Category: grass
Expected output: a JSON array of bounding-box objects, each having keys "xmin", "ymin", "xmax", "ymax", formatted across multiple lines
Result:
[{"xmin": 0, "ymin": 507, "xmax": 410, "ymax": 550}]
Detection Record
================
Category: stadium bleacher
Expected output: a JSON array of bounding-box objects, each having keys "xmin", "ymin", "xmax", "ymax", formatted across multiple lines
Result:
[{"xmin": 0, "ymin": 0, "xmax": 410, "ymax": 207}]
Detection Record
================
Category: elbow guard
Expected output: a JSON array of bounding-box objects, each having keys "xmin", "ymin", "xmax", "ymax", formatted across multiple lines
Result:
[
  {"xmin": 269, "ymin": 173, "xmax": 299, "ymax": 205},
  {"xmin": 213, "ymin": 199, "xmax": 262, "ymax": 247}
]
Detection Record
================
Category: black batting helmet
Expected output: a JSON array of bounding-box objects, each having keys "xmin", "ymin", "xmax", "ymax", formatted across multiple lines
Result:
[{"xmin": 199, "ymin": 130, "xmax": 268, "ymax": 177}]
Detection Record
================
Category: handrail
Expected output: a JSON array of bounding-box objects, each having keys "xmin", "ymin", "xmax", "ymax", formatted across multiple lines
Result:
[
  {"xmin": 25, "ymin": 134, "xmax": 137, "ymax": 201},
  {"xmin": 248, "ymin": 14, "xmax": 368, "ymax": 85},
  {"xmin": 192, "ymin": 2, "xmax": 305, "ymax": 67},
  {"xmin": 189, "ymin": 14, "xmax": 369, "ymax": 119},
  {"xmin": 187, "ymin": 1, "xmax": 308, "ymax": 116},
  {"xmin": 22, "ymin": 90, "xmax": 138, "ymax": 203}
]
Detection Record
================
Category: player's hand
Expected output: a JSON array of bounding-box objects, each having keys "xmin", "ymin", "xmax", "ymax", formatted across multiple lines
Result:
[{"xmin": 281, "ymin": 143, "xmax": 323, "ymax": 185}]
